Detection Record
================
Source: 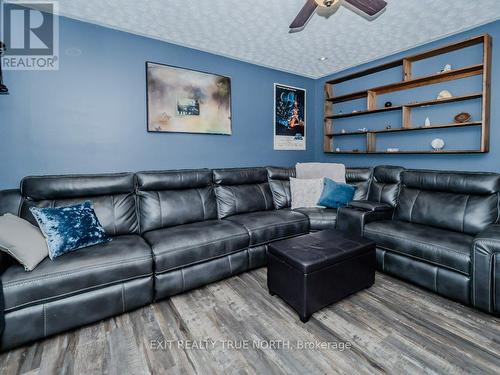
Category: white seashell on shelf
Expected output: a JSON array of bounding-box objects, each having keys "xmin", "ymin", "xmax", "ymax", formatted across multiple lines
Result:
[
  {"xmin": 431, "ymin": 138, "xmax": 445, "ymax": 151},
  {"xmin": 437, "ymin": 90, "xmax": 453, "ymax": 99}
]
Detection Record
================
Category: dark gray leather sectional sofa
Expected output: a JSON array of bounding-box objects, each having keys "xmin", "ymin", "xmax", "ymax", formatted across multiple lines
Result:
[{"xmin": 0, "ymin": 165, "xmax": 499, "ymax": 350}]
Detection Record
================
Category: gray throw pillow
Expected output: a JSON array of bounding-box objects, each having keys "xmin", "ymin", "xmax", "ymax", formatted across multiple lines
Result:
[
  {"xmin": 290, "ymin": 177, "xmax": 325, "ymax": 210},
  {"xmin": 0, "ymin": 214, "xmax": 49, "ymax": 271}
]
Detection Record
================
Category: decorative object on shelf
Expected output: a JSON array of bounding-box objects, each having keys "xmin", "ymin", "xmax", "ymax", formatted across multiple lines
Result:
[
  {"xmin": 335, "ymin": 147, "xmax": 341, "ymax": 152},
  {"xmin": 0, "ymin": 41, "xmax": 8, "ymax": 94},
  {"xmin": 338, "ymin": 110, "xmax": 343, "ymax": 114},
  {"xmin": 425, "ymin": 117, "xmax": 431, "ymax": 127},
  {"xmin": 387, "ymin": 148, "xmax": 400, "ymax": 152},
  {"xmin": 274, "ymin": 83, "xmax": 306, "ymax": 150},
  {"xmin": 352, "ymin": 149, "xmax": 360, "ymax": 153},
  {"xmin": 441, "ymin": 64, "xmax": 452, "ymax": 72},
  {"xmin": 352, "ymin": 110, "xmax": 359, "ymax": 113},
  {"xmin": 454, "ymin": 112, "xmax": 472, "ymax": 123},
  {"xmin": 341, "ymin": 129, "xmax": 346, "ymax": 134},
  {"xmin": 384, "ymin": 101, "xmax": 392, "ymax": 108},
  {"xmin": 147, "ymin": 62, "xmax": 231, "ymax": 135},
  {"xmin": 385, "ymin": 125, "xmax": 392, "ymax": 130},
  {"xmin": 358, "ymin": 128, "xmax": 368, "ymax": 132},
  {"xmin": 437, "ymin": 90, "xmax": 453, "ymax": 99},
  {"xmin": 431, "ymin": 138, "xmax": 445, "ymax": 151}
]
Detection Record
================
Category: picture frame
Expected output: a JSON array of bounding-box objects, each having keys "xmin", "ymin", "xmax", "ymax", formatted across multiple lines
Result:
[
  {"xmin": 274, "ymin": 83, "xmax": 306, "ymax": 150},
  {"xmin": 146, "ymin": 61, "xmax": 232, "ymax": 135}
]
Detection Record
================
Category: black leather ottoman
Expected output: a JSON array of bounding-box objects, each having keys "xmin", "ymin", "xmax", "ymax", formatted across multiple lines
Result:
[{"xmin": 267, "ymin": 229, "xmax": 376, "ymax": 322}]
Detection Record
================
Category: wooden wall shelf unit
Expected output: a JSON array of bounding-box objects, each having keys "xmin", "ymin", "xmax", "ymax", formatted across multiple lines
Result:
[{"xmin": 324, "ymin": 34, "xmax": 492, "ymax": 154}]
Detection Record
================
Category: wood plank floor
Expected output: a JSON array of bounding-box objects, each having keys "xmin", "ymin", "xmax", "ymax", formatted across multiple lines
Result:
[{"xmin": 1, "ymin": 270, "xmax": 499, "ymax": 375}]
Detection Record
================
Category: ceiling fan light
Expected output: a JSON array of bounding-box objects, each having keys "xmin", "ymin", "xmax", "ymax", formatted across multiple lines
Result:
[{"xmin": 314, "ymin": 0, "xmax": 341, "ymax": 7}]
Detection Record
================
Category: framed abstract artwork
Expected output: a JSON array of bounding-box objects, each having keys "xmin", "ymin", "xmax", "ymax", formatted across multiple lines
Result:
[
  {"xmin": 274, "ymin": 84, "xmax": 306, "ymax": 150},
  {"xmin": 146, "ymin": 62, "xmax": 232, "ymax": 135}
]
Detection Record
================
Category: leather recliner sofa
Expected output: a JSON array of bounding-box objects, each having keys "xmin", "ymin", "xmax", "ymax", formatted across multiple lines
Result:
[
  {"xmin": 0, "ymin": 166, "xmax": 316, "ymax": 350},
  {"xmin": 336, "ymin": 168, "xmax": 500, "ymax": 316},
  {"xmin": 1, "ymin": 165, "xmax": 500, "ymax": 350}
]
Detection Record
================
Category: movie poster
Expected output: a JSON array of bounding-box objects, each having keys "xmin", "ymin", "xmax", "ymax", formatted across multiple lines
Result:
[{"xmin": 274, "ymin": 84, "xmax": 306, "ymax": 150}]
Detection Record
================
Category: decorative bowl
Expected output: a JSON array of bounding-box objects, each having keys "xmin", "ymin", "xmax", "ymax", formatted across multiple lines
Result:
[{"xmin": 454, "ymin": 112, "xmax": 471, "ymax": 123}]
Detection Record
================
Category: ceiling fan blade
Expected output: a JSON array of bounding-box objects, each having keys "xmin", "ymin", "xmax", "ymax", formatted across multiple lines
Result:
[
  {"xmin": 289, "ymin": 0, "xmax": 318, "ymax": 30},
  {"xmin": 343, "ymin": 0, "xmax": 387, "ymax": 16}
]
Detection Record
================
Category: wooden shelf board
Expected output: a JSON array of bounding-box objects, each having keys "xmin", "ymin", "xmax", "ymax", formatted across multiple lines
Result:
[
  {"xmin": 325, "ymin": 60, "xmax": 404, "ymax": 85},
  {"xmin": 327, "ymin": 149, "xmax": 484, "ymax": 154},
  {"xmin": 326, "ymin": 105, "xmax": 402, "ymax": 119},
  {"xmin": 326, "ymin": 65, "xmax": 483, "ymax": 103},
  {"xmin": 326, "ymin": 121, "xmax": 482, "ymax": 137},
  {"xmin": 373, "ymin": 64, "xmax": 483, "ymax": 95},
  {"xmin": 325, "ymin": 92, "xmax": 482, "ymax": 120},
  {"xmin": 404, "ymin": 93, "xmax": 482, "ymax": 108},
  {"xmin": 405, "ymin": 34, "xmax": 488, "ymax": 63},
  {"xmin": 326, "ymin": 90, "xmax": 367, "ymax": 103},
  {"xmin": 375, "ymin": 122, "xmax": 482, "ymax": 134},
  {"xmin": 327, "ymin": 131, "xmax": 369, "ymax": 137}
]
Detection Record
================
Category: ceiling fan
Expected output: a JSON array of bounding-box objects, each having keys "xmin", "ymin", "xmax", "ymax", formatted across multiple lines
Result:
[{"xmin": 290, "ymin": 0, "xmax": 387, "ymax": 31}]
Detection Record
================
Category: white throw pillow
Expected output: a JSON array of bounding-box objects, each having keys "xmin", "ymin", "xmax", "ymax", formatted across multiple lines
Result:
[
  {"xmin": 290, "ymin": 178, "xmax": 324, "ymax": 210},
  {"xmin": 0, "ymin": 214, "xmax": 49, "ymax": 271},
  {"xmin": 296, "ymin": 162, "xmax": 346, "ymax": 183}
]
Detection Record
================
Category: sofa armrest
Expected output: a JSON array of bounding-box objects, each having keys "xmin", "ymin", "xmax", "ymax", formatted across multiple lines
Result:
[
  {"xmin": 347, "ymin": 200, "xmax": 393, "ymax": 212},
  {"xmin": 336, "ymin": 205, "xmax": 394, "ymax": 237},
  {"xmin": 472, "ymin": 224, "xmax": 500, "ymax": 315}
]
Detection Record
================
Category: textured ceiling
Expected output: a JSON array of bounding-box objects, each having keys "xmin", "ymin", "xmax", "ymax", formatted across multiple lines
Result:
[{"xmin": 52, "ymin": 0, "xmax": 500, "ymax": 78}]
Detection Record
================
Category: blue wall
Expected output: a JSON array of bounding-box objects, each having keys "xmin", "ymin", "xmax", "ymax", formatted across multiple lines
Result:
[
  {"xmin": 0, "ymin": 16, "xmax": 316, "ymax": 189},
  {"xmin": 314, "ymin": 20, "xmax": 500, "ymax": 172},
  {"xmin": 1, "ymin": 14, "xmax": 499, "ymax": 190}
]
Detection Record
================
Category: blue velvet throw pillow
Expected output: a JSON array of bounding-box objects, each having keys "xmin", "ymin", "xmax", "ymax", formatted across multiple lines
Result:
[
  {"xmin": 317, "ymin": 178, "xmax": 356, "ymax": 209},
  {"xmin": 29, "ymin": 201, "xmax": 110, "ymax": 259}
]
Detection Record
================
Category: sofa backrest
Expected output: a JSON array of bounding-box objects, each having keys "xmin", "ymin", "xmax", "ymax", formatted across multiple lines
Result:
[
  {"xmin": 346, "ymin": 168, "xmax": 372, "ymax": 201},
  {"xmin": 213, "ymin": 167, "xmax": 274, "ymax": 219},
  {"xmin": 20, "ymin": 173, "xmax": 139, "ymax": 236},
  {"xmin": 0, "ymin": 190, "xmax": 22, "ymax": 216},
  {"xmin": 266, "ymin": 166, "xmax": 372, "ymax": 209},
  {"xmin": 367, "ymin": 166, "xmax": 405, "ymax": 206},
  {"xmin": 395, "ymin": 170, "xmax": 500, "ymax": 235},
  {"xmin": 136, "ymin": 169, "xmax": 217, "ymax": 233},
  {"xmin": 266, "ymin": 167, "xmax": 295, "ymax": 210}
]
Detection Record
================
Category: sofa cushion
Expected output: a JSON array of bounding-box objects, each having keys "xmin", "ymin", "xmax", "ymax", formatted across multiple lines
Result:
[
  {"xmin": 0, "ymin": 214, "xmax": 48, "ymax": 271},
  {"xmin": 30, "ymin": 201, "xmax": 110, "ymax": 260},
  {"xmin": 225, "ymin": 210, "xmax": 309, "ymax": 246},
  {"xmin": 317, "ymin": 178, "xmax": 356, "ymax": 209},
  {"xmin": 293, "ymin": 207, "xmax": 337, "ymax": 231},
  {"xmin": 213, "ymin": 168, "xmax": 274, "ymax": 219},
  {"xmin": 20, "ymin": 173, "xmax": 138, "ymax": 236},
  {"xmin": 136, "ymin": 169, "xmax": 217, "ymax": 233},
  {"xmin": 143, "ymin": 220, "xmax": 249, "ymax": 274},
  {"xmin": 1, "ymin": 235, "xmax": 153, "ymax": 312},
  {"xmin": 364, "ymin": 220, "xmax": 473, "ymax": 275},
  {"xmin": 290, "ymin": 178, "xmax": 324, "ymax": 210},
  {"xmin": 395, "ymin": 170, "xmax": 500, "ymax": 236}
]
